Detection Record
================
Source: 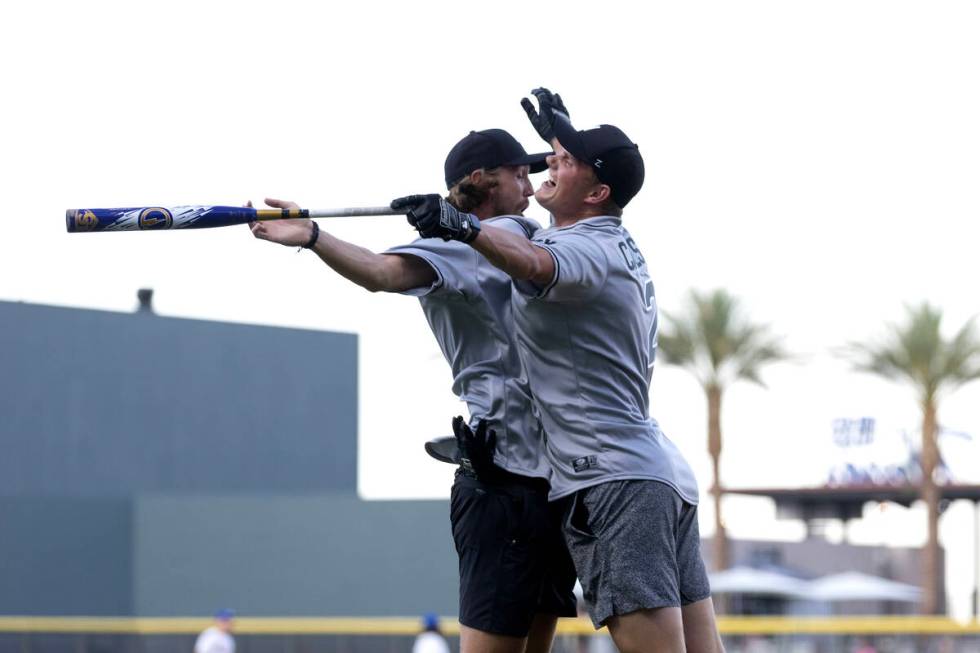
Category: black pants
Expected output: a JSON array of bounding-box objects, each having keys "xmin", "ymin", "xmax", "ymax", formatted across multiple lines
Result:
[{"xmin": 450, "ymin": 469, "xmax": 577, "ymax": 637}]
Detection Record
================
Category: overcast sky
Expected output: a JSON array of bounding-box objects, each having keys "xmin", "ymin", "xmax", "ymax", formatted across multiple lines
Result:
[{"xmin": 2, "ymin": 0, "xmax": 979, "ymax": 618}]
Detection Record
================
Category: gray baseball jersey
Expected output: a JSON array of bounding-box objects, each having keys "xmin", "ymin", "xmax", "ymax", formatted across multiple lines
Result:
[
  {"xmin": 511, "ymin": 215, "xmax": 699, "ymax": 503},
  {"xmin": 386, "ymin": 215, "xmax": 550, "ymax": 480}
]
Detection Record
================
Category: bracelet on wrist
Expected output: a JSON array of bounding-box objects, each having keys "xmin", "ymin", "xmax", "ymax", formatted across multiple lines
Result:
[{"xmin": 301, "ymin": 221, "xmax": 320, "ymax": 250}]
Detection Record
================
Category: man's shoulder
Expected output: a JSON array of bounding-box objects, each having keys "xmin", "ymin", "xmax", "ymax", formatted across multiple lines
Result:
[
  {"xmin": 486, "ymin": 214, "xmax": 540, "ymax": 238},
  {"xmin": 570, "ymin": 215, "xmax": 623, "ymax": 233},
  {"xmin": 534, "ymin": 216, "xmax": 623, "ymax": 249},
  {"xmin": 536, "ymin": 216, "xmax": 621, "ymax": 240}
]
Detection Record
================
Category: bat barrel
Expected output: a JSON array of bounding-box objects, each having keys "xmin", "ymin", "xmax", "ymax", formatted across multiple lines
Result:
[
  {"xmin": 65, "ymin": 204, "xmax": 409, "ymax": 232},
  {"xmin": 65, "ymin": 206, "xmax": 258, "ymax": 232}
]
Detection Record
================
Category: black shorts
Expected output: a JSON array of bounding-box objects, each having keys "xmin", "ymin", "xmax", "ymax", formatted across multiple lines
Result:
[{"xmin": 450, "ymin": 470, "xmax": 578, "ymax": 637}]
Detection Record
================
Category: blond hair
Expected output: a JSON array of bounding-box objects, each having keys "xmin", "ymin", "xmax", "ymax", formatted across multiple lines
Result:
[{"xmin": 446, "ymin": 168, "xmax": 500, "ymax": 213}]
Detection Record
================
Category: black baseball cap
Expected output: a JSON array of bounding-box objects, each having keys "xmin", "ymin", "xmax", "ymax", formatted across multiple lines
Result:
[
  {"xmin": 552, "ymin": 113, "xmax": 645, "ymax": 209},
  {"xmin": 444, "ymin": 129, "xmax": 551, "ymax": 189}
]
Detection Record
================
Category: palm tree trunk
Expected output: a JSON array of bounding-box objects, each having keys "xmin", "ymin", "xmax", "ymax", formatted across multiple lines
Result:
[
  {"xmin": 920, "ymin": 400, "xmax": 941, "ymax": 614},
  {"xmin": 707, "ymin": 384, "xmax": 728, "ymax": 572}
]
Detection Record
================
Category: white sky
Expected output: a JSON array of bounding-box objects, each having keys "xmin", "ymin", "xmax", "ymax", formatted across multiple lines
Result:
[{"xmin": 2, "ymin": 0, "xmax": 979, "ymax": 619}]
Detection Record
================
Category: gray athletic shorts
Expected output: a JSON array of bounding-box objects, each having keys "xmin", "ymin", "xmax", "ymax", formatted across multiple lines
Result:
[{"xmin": 561, "ymin": 479, "xmax": 711, "ymax": 627}]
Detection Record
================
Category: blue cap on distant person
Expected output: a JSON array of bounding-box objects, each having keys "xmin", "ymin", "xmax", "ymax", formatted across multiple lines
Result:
[
  {"xmin": 422, "ymin": 612, "xmax": 439, "ymax": 630},
  {"xmin": 215, "ymin": 608, "xmax": 235, "ymax": 621}
]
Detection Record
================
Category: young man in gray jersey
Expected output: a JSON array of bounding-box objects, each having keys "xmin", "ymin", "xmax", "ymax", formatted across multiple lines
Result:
[
  {"xmin": 250, "ymin": 127, "xmax": 577, "ymax": 653},
  {"xmin": 398, "ymin": 92, "xmax": 725, "ymax": 653}
]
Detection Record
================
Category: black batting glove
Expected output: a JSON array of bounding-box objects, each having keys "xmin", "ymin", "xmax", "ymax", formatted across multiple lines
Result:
[
  {"xmin": 390, "ymin": 194, "xmax": 427, "ymax": 225},
  {"xmin": 520, "ymin": 87, "xmax": 570, "ymax": 143},
  {"xmin": 452, "ymin": 416, "xmax": 497, "ymax": 480},
  {"xmin": 391, "ymin": 194, "xmax": 482, "ymax": 243},
  {"xmin": 391, "ymin": 194, "xmax": 443, "ymax": 238}
]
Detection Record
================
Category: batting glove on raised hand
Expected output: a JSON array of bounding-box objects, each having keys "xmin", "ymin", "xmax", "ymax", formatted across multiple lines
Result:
[
  {"xmin": 390, "ymin": 194, "xmax": 482, "ymax": 243},
  {"xmin": 521, "ymin": 87, "xmax": 570, "ymax": 143},
  {"xmin": 452, "ymin": 416, "xmax": 497, "ymax": 479}
]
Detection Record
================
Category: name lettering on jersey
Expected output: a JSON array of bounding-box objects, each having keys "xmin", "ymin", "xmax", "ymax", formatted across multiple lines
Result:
[
  {"xmin": 617, "ymin": 237, "xmax": 646, "ymax": 271},
  {"xmin": 618, "ymin": 234, "xmax": 657, "ymax": 365},
  {"xmin": 616, "ymin": 236, "xmax": 656, "ymax": 313},
  {"xmin": 572, "ymin": 455, "xmax": 598, "ymax": 472}
]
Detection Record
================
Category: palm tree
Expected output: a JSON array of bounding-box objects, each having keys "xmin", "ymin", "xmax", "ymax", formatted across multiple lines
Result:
[
  {"xmin": 844, "ymin": 302, "xmax": 980, "ymax": 614},
  {"xmin": 658, "ymin": 289, "xmax": 788, "ymax": 572}
]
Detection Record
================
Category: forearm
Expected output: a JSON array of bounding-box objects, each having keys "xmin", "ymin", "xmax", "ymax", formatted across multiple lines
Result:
[
  {"xmin": 311, "ymin": 231, "xmax": 422, "ymax": 293},
  {"xmin": 469, "ymin": 225, "xmax": 554, "ymax": 287}
]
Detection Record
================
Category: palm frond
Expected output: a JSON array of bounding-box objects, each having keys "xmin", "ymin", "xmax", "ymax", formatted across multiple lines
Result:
[
  {"xmin": 659, "ymin": 309, "xmax": 710, "ymax": 386},
  {"xmin": 659, "ymin": 288, "xmax": 788, "ymax": 390},
  {"xmin": 843, "ymin": 303, "xmax": 980, "ymax": 402},
  {"xmin": 943, "ymin": 316, "xmax": 980, "ymax": 387}
]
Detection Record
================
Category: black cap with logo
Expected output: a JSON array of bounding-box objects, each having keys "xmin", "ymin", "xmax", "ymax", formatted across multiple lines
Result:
[
  {"xmin": 552, "ymin": 114, "xmax": 645, "ymax": 209},
  {"xmin": 444, "ymin": 129, "xmax": 551, "ymax": 190}
]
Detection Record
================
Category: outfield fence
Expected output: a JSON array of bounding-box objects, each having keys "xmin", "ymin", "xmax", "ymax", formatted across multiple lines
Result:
[{"xmin": 1, "ymin": 616, "xmax": 979, "ymax": 653}]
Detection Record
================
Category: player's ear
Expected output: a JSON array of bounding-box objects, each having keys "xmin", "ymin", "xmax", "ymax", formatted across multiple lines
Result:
[
  {"xmin": 468, "ymin": 169, "xmax": 484, "ymax": 185},
  {"xmin": 585, "ymin": 183, "xmax": 611, "ymax": 206}
]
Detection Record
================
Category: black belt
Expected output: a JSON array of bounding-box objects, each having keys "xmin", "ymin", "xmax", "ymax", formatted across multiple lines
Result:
[{"xmin": 457, "ymin": 465, "xmax": 550, "ymax": 491}]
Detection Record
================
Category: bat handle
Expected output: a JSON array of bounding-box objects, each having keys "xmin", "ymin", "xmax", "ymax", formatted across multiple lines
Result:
[
  {"xmin": 254, "ymin": 207, "xmax": 409, "ymax": 220},
  {"xmin": 308, "ymin": 207, "xmax": 409, "ymax": 219}
]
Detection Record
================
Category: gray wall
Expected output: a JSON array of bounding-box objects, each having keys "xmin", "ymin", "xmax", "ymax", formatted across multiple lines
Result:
[
  {"xmin": 0, "ymin": 300, "xmax": 402, "ymax": 616},
  {"xmin": 0, "ymin": 494, "xmax": 458, "ymax": 617},
  {"xmin": 0, "ymin": 301, "xmax": 358, "ymax": 496},
  {"xmin": 132, "ymin": 495, "xmax": 457, "ymax": 616},
  {"xmin": 0, "ymin": 497, "xmax": 132, "ymax": 615}
]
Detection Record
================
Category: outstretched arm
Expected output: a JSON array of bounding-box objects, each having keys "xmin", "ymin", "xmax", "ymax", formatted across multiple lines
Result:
[
  {"xmin": 391, "ymin": 194, "xmax": 555, "ymax": 288},
  {"xmin": 468, "ymin": 225, "xmax": 555, "ymax": 288},
  {"xmin": 249, "ymin": 198, "xmax": 435, "ymax": 293}
]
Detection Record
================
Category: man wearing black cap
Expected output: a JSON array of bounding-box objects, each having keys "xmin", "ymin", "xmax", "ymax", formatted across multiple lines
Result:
[
  {"xmin": 398, "ymin": 91, "xmax": 724, "ymax": 653},
  {"xmin": 250, "ymin": 128, "xmax": 577, "ymax": 653}
]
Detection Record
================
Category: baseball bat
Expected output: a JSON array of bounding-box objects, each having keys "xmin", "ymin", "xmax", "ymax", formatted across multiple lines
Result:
[{"xmin": 65, "ymin": 205, "xmax": 408, "ymax": 233}]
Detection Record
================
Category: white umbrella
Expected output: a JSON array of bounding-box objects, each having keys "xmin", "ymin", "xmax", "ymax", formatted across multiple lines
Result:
[
  {"xmin": 806, "ymin": 572, "xmax": 921, "ymax": 602},
  {"xmin": 708, "ymin": 566, "xmax": 809, "ymax": 597}
]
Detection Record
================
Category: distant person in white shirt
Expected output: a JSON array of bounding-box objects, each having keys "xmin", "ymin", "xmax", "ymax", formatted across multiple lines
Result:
[
  {"xmin": 194, "ymin": 608, "xmax": 235, "ymax": 653},
  {"xmin": 413, "ymin": 613, "xmax": 450, "ymax": 653}
]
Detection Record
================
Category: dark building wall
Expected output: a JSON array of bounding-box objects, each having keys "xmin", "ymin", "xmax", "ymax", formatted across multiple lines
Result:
[
  {"xmin": 0, "ymin": 497, "xmax": 132, "ymax": 615},
  {"xmin": 0, "ymin": 300, "xmax": 375, "ymax": 616},
  {"xmin": 132, "ymin": 495, "xmax": 457, "ymax": 616},
  {"xmin": 0, "ymin": 301, "xmax": 358, "ymax": 496}
]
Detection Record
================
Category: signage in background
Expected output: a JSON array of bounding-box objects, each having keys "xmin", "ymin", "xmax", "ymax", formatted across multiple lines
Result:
[
  {"xmin": 832, "ymin": 417, "xmax": 876, "ymax": 447},
  {"xmin": 826, "ymin": 416, "xmax": 974, "ymax": 486},
  {"xmin": 828, "ymin": 416, "xmax": 915, "ymax": 487}
]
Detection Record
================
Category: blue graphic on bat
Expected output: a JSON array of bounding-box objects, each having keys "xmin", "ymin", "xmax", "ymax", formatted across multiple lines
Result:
[{"xmin": 65, "ymin": 206, "xmax": 259, "ymax": 232}]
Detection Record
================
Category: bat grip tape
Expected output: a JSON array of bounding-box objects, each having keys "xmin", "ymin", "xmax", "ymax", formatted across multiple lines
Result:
[{"xmin": 255, "ymin": 209, "xmax": 310, "ymax": 220}]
